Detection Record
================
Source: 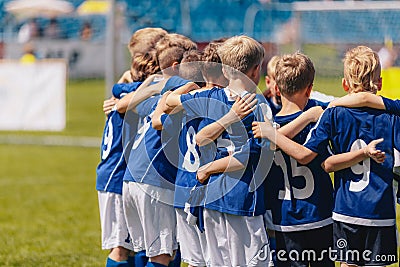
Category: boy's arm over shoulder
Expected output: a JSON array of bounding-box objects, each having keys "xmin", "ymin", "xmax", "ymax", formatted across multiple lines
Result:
[
  {"xmin": 322, "ymin": 138, "xmax": 386, "ymax": 173},
  {"xmin": 328, "ymin": 92, "xmax": 400, "ymax": 116},
  {"xmin": 165, "ymin": 82, "xmax": 200, "ymax": 113},
  {"xmin": 278, "ymin": 106, "xmax": 323, "ymax": 139},
  {"xmin": 382, "ymin": 97, "xmax": 400, "ymax": 115},
  {"xmin": 196, "ymin": 155, "xmax": 245, "ymax": 184},
  {"xmin": 116, "ymin": 75, "xmax": 164, "ymax": 114},
  {"xmin": 252, "ymin": 117, "xmax": 317, "ymax": 165},
  {"xmin": 196, "ymin": 94, "xmax": 257, "ymax": 146}
]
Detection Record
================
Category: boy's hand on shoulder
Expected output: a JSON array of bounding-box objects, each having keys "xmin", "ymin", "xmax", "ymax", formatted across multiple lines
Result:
[
  {"xmin": 103, "ymin": 97, "xmax": 118, "ymax": 115},
  {"xmin": 159, "ymin": 91, "xmax": 175, "ymax": 114},
  {"xmin": 364, "ymin": 138, "xmax": 386, "ymax": 164},
  {"xmin": 252, "ymin": 118, "xmax": 274, "ymax": 139},
  {"xmin": 230, "ymin": 93, "xmax": 257, "ymax": 121}
]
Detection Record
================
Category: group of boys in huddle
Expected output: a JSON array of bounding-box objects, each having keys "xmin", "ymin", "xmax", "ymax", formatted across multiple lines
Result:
[{"xmin": 96, "ymin": 27, "xmax": 400, "ymax": 267}]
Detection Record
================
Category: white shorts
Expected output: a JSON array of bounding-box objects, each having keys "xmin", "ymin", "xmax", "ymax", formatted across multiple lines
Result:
[
  {"xmin": 123, "ymin": 181, "xmax": 178, "ymax": 258},
  {"xmin": 204, "ymin": 208, "xmax": 270, "ymax": 267},
  {"xmin": 263, "ymin": 210, "xmax": 275, "ymax": 231},
  {"xmin": 176, "ymin": 208, "xmax": 208, "ymax": 266},
  {"xmin": 98, "ymin": 191, "xmax": 133, "ymax": 250}
]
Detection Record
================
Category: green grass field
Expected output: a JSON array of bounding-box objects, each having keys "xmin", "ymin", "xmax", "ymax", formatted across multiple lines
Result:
[{"xmin": 0, "ymin": 78, "xmax": 398, "ymax": 266}]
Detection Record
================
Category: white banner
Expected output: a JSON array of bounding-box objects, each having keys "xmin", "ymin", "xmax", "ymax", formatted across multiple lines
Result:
[{"xmin": 0, "ymin": 60, "xmax": 66, "ymax": 131}]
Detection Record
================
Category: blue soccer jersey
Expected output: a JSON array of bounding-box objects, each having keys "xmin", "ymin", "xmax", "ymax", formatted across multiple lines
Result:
[
  {"xmin": 382, "ymin": 97, "xmax": 400, "ymax": 115},
  {"xmin": 304, "ymin": 106, "xmax": 400, "ymax": 226},
  {"xmin": 180, "ymin": 88, "xmax": 274, "ymax": 216},
  {"xmin": 123, "ymin": 76, "xmax": 189, "ymax": 190},
  {"xmin": 174, "ymin": 115, "xmax": 205, "ymax": 208},
  {"xmin": 96, "ymin": 82, "xmax": 142, "ymax": 194},
  {"xmin": 265, "ymin": 101, "xmax": 334, "ymax": 232}
]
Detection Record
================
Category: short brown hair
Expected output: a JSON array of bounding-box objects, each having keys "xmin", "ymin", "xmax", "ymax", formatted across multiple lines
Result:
[
  {"xmin": 275, "ymin": 52, "xmax": 315, "ymax": 96},
  {"xmin": 156, "ymin": 33, "xmax": 197, "ymax": 70},
  {"xmin": 201, "ymin": 38, "xmax": 227, "ymax": 82},
  {"xmin": 217, "ymin": 35, "xmax": 264, "ymax": 75},
  {"xmin": 343, "ymin": 45, "xmax": 381, "ymax": 94}
]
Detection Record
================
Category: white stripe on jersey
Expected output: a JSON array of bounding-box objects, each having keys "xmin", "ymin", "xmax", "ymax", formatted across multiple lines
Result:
[
  {"xmin": 332, "ymin": 212, "xmax": 396, "ymax": 227},
  {"xmin": 273, "ymin": 217, "xmax": 332, "ymax": 232},
  {"xmin": 394, "ymin": 148, "xmax": 400, "ymax": 175}
]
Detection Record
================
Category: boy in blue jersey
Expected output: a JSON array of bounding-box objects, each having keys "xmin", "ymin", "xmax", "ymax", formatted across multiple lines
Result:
[
  {"xmin": 166, "ymin": 35, "xmax": 274, "ymax": 266},
  {"xmin": 163, "ymin": 39, "xmax": 238, "ymax": 267},
  {"xmin": 122, "ymin": 33, "xmax": 197, "ymax": 267},
  {"xmin": 97, "ymin": 27, "xmax": 168, "ymax": 267},
  {"xmin": 263, "ymin": 52, "xmax": 334, "ymax": 267},
  {"xmin": 253, "ymin": 46, "xmax": 398, "ymax": 267}
]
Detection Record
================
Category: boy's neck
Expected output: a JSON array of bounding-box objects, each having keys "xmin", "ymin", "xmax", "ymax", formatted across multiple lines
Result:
[
  {"xmin": 226, "ymin": 78, "xmax": 256, "ymax": 95},
  {"xmin": 277, "ymin": 94, "xmax": 307, "ymax": 116}
]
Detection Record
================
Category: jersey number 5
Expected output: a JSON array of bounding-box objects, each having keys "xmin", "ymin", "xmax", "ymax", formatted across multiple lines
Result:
[{"xmin": 275, "ymin": 151, "xmax": 314, "ymax": 200}]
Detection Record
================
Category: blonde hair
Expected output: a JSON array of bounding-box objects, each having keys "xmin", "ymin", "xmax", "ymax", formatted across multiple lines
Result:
[
  {"xmin": 128, "ymin": 27, "xmax": 167, "ymax": 57},
  {"xmin": 266, "ymin": 55, "xmax": 281, "ymax": 80},
  {"xmin": 275, "ymin": 52, "xmax": 315, "ymax": 96},
  {"xmin": 217, "ymin": 35, "xmax": 264, "ymax": 76},
  {"xmin": 343, "ymin": 46, "xmax": 381, "ymax": 94}
]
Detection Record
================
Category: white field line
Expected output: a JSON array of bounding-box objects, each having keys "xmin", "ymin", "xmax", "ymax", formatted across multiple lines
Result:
[{"xmin": 0, "ymin": 135, "xmax": 101, "ymax": 148}]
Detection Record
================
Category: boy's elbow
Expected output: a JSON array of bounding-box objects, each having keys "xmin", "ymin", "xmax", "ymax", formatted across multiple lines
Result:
[
  {"xmin": 297, "ymin": 151, "xmax": 315, "ymax": 165},
  {"xmin": 195, "ymin": 134, "xmax": 209, "ymax": 147},
  {"xmin": 321, "ymin": 161, "xmax": 334, "ymax": 173},
  {"xmin": 151, "ymin": 118, "xmax": 163, "ymax": 130},
  {"xmin": 165, "ymin": 95, "xmax": 176, "ymax": 109}
]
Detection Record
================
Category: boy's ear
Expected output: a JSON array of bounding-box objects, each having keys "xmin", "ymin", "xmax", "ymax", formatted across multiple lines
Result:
[
  {"xmin": 342, "ymin": 78, "xmax": 350, "ymax": 92},
  {"xmin": 254, "ymin": 64, "xmax": 261, "ymax": 76},
  {"xmin": 265, "ymin": 75, "xmax": 271, "ymax": 86},
  {"xmin": 377, "ymin": 77, "xmax": 382, "ymax": 91},
  {"xmin": 171, "ymin": 61, "xmax": 179, "ymax": 72},
  {"xmin": 274, "ymin": 84, "xmax": 281, "ymax": 96},
  {"xmin": 305, "ymin": 83, "xmax": 313, "ymax": 97}
]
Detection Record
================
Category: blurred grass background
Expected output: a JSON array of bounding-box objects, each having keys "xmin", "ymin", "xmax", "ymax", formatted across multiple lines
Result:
[{"xmin": 0, "ymin": 78, "xmax": 397, "ymax": 266}]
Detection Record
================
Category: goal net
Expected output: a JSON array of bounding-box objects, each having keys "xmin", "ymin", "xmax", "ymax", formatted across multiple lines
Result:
[{"xmin": 276, "ymin": 1, "xmax": 400, "ymax": 78}]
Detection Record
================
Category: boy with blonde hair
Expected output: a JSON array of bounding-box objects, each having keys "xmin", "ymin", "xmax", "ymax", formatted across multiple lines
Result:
[
  {"xmin": 166, "ymin": 35, "xmax": 273, "ymax": 266},
  {"xmin": 253, "ymin": 46, "xmax": 399, "ymax": 267}
]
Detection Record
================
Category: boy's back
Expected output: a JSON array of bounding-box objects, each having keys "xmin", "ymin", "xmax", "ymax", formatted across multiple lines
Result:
[
  {"xmin": 305, "ymin": 106, "xmax": 400, "ymax": 224},
  {"xmin": 267, "ymin": 99, "xmax": 333, "ymax": 230}
]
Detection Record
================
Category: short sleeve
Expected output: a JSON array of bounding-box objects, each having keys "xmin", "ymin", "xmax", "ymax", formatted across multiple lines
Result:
[
  {"xmin": 382, "ymin": 97, "xmax": 400, "ymax": 116},
  {"xmin": 303, "ymin": 108, "xmax": 333, "ymax": 154}
]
